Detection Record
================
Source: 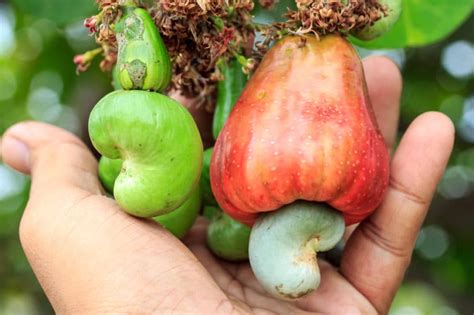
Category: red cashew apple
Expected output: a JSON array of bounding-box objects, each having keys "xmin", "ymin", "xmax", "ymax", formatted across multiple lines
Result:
[
  {"xmin": 210, "ymin": 34, "xmax": 390, "ymax": 299},
  {"xmin": 211, "ymin": 34, "xmax": 390, "ymax": 226}
]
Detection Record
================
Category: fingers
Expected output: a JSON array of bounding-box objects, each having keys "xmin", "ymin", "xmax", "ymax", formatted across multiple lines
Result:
[
  {"xmin": 340, "ymin": 112, "xmax": 455, "ymax": 313},
  {"xmin": 363, "ymin": 56, "xmax": 402, "ymax": 150},
  {"xmin": 1, "ymin": 121, "xmax": 102, "ymax": 195},
  {"xmin": 2, "ymin": 123, "xmax": 230, "ymax": 312}
]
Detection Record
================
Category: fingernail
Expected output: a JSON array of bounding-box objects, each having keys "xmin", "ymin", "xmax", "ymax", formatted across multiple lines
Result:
[{"xmin": 1, "ymin": 136, "xmax": 30, "ymax": 170}]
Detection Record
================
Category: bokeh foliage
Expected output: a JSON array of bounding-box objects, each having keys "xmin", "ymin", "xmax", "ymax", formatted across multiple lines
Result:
[{"xmin": 0, "ymin": 0, "xmax": 473, "ymax": 313}]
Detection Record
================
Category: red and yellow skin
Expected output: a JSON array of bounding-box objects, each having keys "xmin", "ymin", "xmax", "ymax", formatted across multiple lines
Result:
[{"xmin": 210, "ymin": 34, "xmax": 390, "ymax": 226}]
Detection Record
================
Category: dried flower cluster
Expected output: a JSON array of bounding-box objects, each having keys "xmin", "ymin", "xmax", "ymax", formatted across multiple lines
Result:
[
  {"xmin": 296, "ymin": 0, "xmax": 386, "ymax": 33},
  {"xmin": 152, "ymin": 0, "xmax": 256, "ymax": 103},
  {"xmin": 77, "ymin": 0, "xmax": 255, "ymax": 107},
  {"xmin": 76, "ymin": 0, "xmax": 387, "ymax": 103},
  {"xmin": 75, "ymin": 0, "xmax": 120, "ymax": 72},
  {"xmin": 263, "ymin": 0, "xmax": 387, "ymax": 41}
]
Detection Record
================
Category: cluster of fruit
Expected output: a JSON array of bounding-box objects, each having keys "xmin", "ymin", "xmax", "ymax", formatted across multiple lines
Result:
[{"xmin": 88, "ymin": 0, "xmax": 401, "ymax": 299}]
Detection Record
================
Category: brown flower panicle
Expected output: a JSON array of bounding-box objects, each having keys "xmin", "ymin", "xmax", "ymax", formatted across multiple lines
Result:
[
  {"xmin": 152, "ymin": 0, "xmax": 255, "ymax": 106},
  {"xmin": 78, "ymin": 0, "xmax": 387, "ymax": 104}
]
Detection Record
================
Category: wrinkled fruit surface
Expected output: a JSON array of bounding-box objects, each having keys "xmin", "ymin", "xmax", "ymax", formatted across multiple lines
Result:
[{"xmin": 211, "ymin": 35, "xmax": 390, "ymax": 226}]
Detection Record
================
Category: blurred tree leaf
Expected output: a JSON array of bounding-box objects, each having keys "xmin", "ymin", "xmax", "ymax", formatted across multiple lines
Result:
[
  {"xmin": 389, "ymin": 282, "xmax": 457, "ymax": 314},
  {"xmin": 353, "ymin": 0, "xmax": 473, "ymax": 49},
  {"xmin": 10, "ymin": 0, "xmax": 96, "ymax": 25}
]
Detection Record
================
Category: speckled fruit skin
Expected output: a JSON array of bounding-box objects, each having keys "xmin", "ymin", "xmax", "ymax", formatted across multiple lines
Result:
[{"xmin": 210, "ymin": 35, "xmax": 390, "ymax": 226}]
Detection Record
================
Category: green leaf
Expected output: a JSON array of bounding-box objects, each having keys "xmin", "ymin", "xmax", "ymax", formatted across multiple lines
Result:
[
  {"xmin": 10, "ymin": 0, "xmax": 97, "ymax": 25},
  {"xmin": 353, "ymin": 0, "xmax": 474, "ymax": 49}
]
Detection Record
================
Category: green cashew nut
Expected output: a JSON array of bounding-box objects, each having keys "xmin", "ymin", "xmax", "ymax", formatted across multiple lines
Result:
[
  {"xmin": 98, "ymin": 156, "xmax": 123, "ymax": 193},
  {"xmin": 154, "ymin": 185, "xmax": 201, "ymax": 239},
  {"xmin": 207, "ymin": 208, "xmax": 251, "ymax": 261},
  {"xmin": 212, "ymin": 59, "xmax": 248, "ymax": 139},
  {"xmin": 89, "ymin": 90, "xmax": 203, "ymax": 217},
  {"xmin": 249, "ymin": 201, "xmax": 344, "ymax": 299},
  {"xmin": 115, "ymin": 6, "xmax": 172, "ymax": 91},
  {"xmin": 351, "ymin": 0, "xmax": 402, "ymax": 41}
]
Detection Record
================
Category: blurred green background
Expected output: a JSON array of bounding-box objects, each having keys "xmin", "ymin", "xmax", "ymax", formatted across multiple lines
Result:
[{"xmin": 0, "ymin": 0, "xmax": 473, "ymax": 314}]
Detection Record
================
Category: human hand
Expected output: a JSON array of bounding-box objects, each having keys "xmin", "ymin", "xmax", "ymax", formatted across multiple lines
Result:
[{"xmin": 0, "ymin": 56, "xmax": 454, "ymax": 314}]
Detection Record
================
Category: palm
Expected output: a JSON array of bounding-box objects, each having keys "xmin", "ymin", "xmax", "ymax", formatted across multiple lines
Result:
[{"xmin": 184, "ymin": 218, "xmax": 376, "ymax": 314}]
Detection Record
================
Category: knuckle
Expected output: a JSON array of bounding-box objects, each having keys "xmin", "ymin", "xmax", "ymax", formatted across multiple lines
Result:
[{"xmin": 389, "ymin": 176, "xmax": 428, "ymax": 207}]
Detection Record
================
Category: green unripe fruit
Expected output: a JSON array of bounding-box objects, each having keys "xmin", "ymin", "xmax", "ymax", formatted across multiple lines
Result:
[
  {"xmin": 249, "ymin": 202, "xmax": 344, "ymax": 299},
  {"xmin": 97, "ymin": 155, "xmax": 201, "ymax": 238},
  {"xmin": 111, "ymin": 66, "xmax": 122, "ymax": 91},
  {"xmin": 154, "ymin": 185, "xmax": 202, "ymax": 239},
  {"xmin": 98, "ymin": 156, "xmax": 123, "ymax": 193},
  {"xmin": 200, "ymin": 148, "xmax": 217, "ymax": 206},
  {"xmin": 89, "ymin": 90, "xmax": 203, "ymax": 217},
  {"xmin": 212, "ymin": 59, "xmax": 247, "ymax": 139},
  {"xmin": 207, "ymin": 208, "xmax": 251, "ymax": 261},
  {"xmin": 203, "ymin": 205, "xmax": 219, "ymax": 220},
  {"xmin": 351, "ymin": 0, "xmax": 402, "ymax": 41},
  {"xmin": 115, "ymin": 7, "xmax": 172, "ymax": 91}
]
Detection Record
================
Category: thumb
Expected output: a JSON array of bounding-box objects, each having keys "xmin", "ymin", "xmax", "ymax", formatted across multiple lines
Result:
[{"xmin": 1, "ymin": 121, "xmax": 102, "ymax": 195}]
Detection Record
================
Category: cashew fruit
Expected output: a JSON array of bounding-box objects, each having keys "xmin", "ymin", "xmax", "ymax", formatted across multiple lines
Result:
[
  {"xmin": 97, "ymin": 155, "xmax": 201, "ymax": 238},
  {"xmin": 200, "ymin": 148, "xmax": 217, "ymax": 207},
  {"xmin": 207, "ymin": 208, "xmax": 251, "ymax": 261},
  {"xmin": 210, "ymin": 35, "xmax": 390, "ymax": 299},
  {"xmin": 89, "ymin": 90, "xmax": 202, "ymax": 217},
  {"xmin": 98, "ymin": 156, "xmax": 122, "ymax": 193},
  {"xmin": 211, "ymin": 35, "xmax": 389, "ymax": 226},
  {"xmin": 115, "ymin": 6, "xmax": 172, "ymax": 91},
  {"xmin": 153, "ymin": 185, "xmax": 201, "ymax": 239},
  {"xmin": 213, "ymin": 59, "xmax": 248, "ymax": 139}
]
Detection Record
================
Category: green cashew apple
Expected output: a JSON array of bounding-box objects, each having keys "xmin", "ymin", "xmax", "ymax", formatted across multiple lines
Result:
[
  {"xmin": 98, "ymin": 156, "xmax": 122, "ymax": 193},
  {"xmin": 200, "ymin": 148, "xmax": 217, "ymax": 207},
  {"xmin": 207, "ymin": 207, "xmax": 251, "ymax": 261},
  {"xmin": 97, "ymin": 155, "xmax": 202, "ymax": 238},
  {"xmin": 213, "ymin": 59, "xmax": 248, "ymax": 139},
  {"xmin": 203, "ymin": 205, "xmax": 220, "ymax": 220},
  {"xmin": 154, "ymin": 185, "xmax": 201, "ymax": 239},
  {"xmin": 89, "ymin": 90, "xmax": 202, "ymax": 217}
]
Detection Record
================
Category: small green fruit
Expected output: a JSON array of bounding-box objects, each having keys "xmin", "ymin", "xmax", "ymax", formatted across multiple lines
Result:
[
  {"xmin": 207, "ymin": 209, "xmax": 251, "ymax": 261},
  {"xmin": 115, "ymin": 7, "xmax": 172, "ymax": 91},
  {"xmin": 200, "ymin": 148, "xmax": 217, "ymax": 207},
  {"xmin": 98, "ymin": 156, "xmax": 123, "ymax": 193},
  {"xmin": 154, "ymin": 186, "xmax": 201, "ymax": 239}
]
